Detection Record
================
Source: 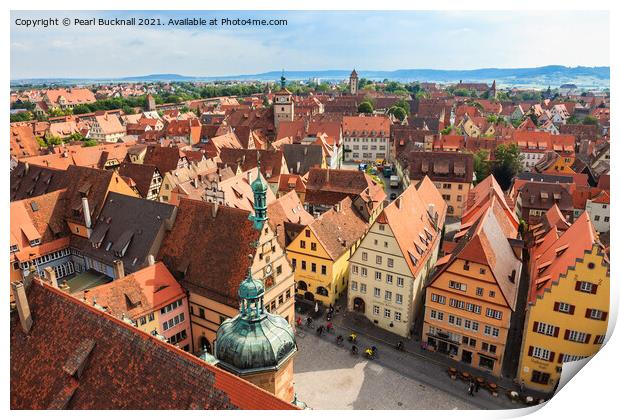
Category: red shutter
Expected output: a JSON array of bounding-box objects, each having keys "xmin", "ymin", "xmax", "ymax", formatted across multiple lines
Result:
[
  {"xmin": 575, "ymin": 281, "xmax": 582, "ymax": 291},
  {"xmin": 553, "ymin": 327, "xmax": 559, "ymax": 337},
  {"xmin": 569, "ymin": 305, "xmax": 575, "ymax": 315},
  {"xmin": 592, "ymin": 284, "xmax": 598, "ymax": 294},
  {"xmin": 553, "ymin": 302, "xmax": 560, "ymax": 312},
  {"xmin": 533, "ymin": 321, "xmax": 539, "ymax": 332},
  {"xmin": 549, "ymin": 352, "xmax": 555, "ymax": 363},
  {"xmin": 528, "ymin": 346, "xmax": 533, "ymax": 356},
  {"xmin": 564, "ymin": 329, "xmax": 570, "ymax": 340},
  {"xmin": 602, "ymin": 312, "xmax": 608, "ymax": 321},
  {"xmin": 585, "ymin": 334, "xmax": 591, "ymax": 344},
  {"xmin": 585, "ymin": 308, "xmax": 592, "ymax": 318},
  {"xmin": 558, "ymin": 353, "xmax": 564, "ymax": 364}
]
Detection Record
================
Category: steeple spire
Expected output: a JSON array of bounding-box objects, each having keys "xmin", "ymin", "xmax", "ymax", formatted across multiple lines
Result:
[
  {"xmin": 249, "ymin": 152, "xmax": 269, "ymax": 231},
  {"xmin": 280, "ymin": 69, "xmax": 286, "ymax": 90}
]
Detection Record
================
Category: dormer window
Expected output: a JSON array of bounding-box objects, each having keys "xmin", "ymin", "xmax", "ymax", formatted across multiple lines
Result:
[
  {"xmin": 10, "ymin": 244, "xmax": 19, "ymax": 253},
  {"xmin": 29, "ymin": 239, "xmax": 41, "ymax": 247}
]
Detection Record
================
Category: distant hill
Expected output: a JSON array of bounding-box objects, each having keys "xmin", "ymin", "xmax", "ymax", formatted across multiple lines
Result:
[{"xmin": 11, "ymin": 66, "xmax": 610, "ymax": 88}]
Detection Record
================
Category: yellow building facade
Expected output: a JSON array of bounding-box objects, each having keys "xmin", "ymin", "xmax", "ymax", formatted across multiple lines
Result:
[{"xmin": 518, "ymin": 244, "xmax": 609, "ymax": 393}]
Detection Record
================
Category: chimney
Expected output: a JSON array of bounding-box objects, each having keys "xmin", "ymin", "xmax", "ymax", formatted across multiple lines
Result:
[
  {"xmin": 113, "ymin": 259, "xmax": 125, "ymax": 279},
  {"xmin": 24, "ymin": 162, "xmax": 30, "ymax": 175},
  {"xmin": 11, "ymin": 281, "xmax": 33, "ymax": 334},
  {"xmin": 428, "ymin": 203, "xmax": 435, "ymax": 218},
  {"xmin": 81, "ymin": 197, "xmax": 92, "ymax": 229},
  {"xmin": 326, "ymin": 168, "xmax": 330, "ymax": 183},
  {"xmin": 44, "ymin": 266, "xmax": 58, "ymax": 288},
  {"xmin": 212, "ymin": 201, "xmax": 219, "ymax": 218},
  {"xmin": 296, "ymin": 161, "xmax": 301, "ymax": 173},
  {"xmin": 147, "ymin": 254, "xmax": 155, "ymax": 266}
]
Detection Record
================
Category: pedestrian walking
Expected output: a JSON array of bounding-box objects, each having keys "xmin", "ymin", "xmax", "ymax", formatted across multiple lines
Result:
[{"xmin": 468, "ymin": 381, "xmax": 474, "ymax": 396}]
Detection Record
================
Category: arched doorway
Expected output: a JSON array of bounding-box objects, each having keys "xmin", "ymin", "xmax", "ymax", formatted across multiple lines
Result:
[
  {"xmin": 316, "ymin": 286, "xmax": 329, "ymax": 297},
  {"xmin": 353, "ymin": 297, "xmax": 365, "ymax": 313},
  {"xmin": 200, "ymin": 336, "xmax": 211, "ymax": 353},
  {"xmin": 304, "ymin": 291, "xmax": 315, "ymax": 301},
  {"xmin": 297, "ymin": 281, "xmax": 308, "ymax": 291}
]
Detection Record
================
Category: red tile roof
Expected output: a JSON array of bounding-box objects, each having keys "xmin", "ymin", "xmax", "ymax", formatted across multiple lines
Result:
[{"xmin": 10, "ymin": 280, "xmax": 295, "ymax": 409}]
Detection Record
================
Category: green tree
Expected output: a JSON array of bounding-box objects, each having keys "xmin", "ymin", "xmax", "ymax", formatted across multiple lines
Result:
[
  {"xmin": 491, "ymin": 143, "xmax": 523, "ymax": 190},
  {"xmin": 473, "ymin": 150, "xmax": 490, "ymax": 184},
  {"xmin": 358, "ymin": 101, "xmax": 374, "ymax": 114},
  {"xmin": 82, "ymin": 139, "xmax": 98, "ymax": 147},
  {"xmin": 388, "ymin": 106, "xmax": 407, "ymax": 121},
  {"xmin": 566, "ymin": 115, "xmax": 580, "ymax": 124},
  {"xmin": 393, "ymin": 99, "xmax": 410, "ymax": 115},
  {"xmin": 440, "ymin": 125, "xmax": 454, "ymax": 135},
  {"xmin": 582, "ymin": 115, "xmax": 599, "ymax": 126},
  {"xmin": 10, "ymin": 111, "xmax": 34, "ymax": 122}
]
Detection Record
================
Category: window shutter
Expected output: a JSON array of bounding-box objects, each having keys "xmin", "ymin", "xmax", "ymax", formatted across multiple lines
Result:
[
  {"xmin": 585, "ymin": 308, "xmax": 592, "ymax": 318},
  {"xmin": 558, "ymin": 353, "xmax": 564, "ymax": 364},
  {"xmin": 549, "ymin": 352, "xmax": 555, "ymax": 363},
  {"xmin": 602, "ymin": 312, "xmax": 608, "ymax": 321},
  {"xmin": 553, "ymin": 302, "xmax": 560, "ymax": 311},
  {"xmin": 569, "ymin": 305, "xmax": 575, "ymax": 315},
  {"xmin": 533, "ymin": 321, "xmax": 539, "ymax": 332},
  {"xmin": 592, "ymin": 284, "xmax": 598, "ymax": 294},
  {"xmin": 585, "ymin": 334, "xmax": 591, "ymax": 344},
  {"xmin": 564, "ymin": 329, "xmax": 570, "ymax": 340},
  {"xmin": 575, "ymin": 281, "xmax": 582, "ymax": 291},
  {"xmin": 553, "ymin": 327, "xmax": 559, "ymax": 337},
  {"xmin": 528, "ymin": 346, "xmax": 533, "ymax": 356}
]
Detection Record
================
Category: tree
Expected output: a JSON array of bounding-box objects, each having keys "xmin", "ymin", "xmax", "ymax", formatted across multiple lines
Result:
[
  {"xmin": 473, "ymin": 150, "xmax": 490, "ymax": 184},
  {"xmin": 358, "ymin": 101, "xmax": 374, "ymax": 114},
  {"xmin": 491, "ymin": 143, "xmax": 523, "ymax": 190},
  {"xmin": 388, "ymin": 106, "xmax": 407, "ymax": 121},
  {"xmin": 567, "ymin": 115, "xmax": 580, "ymax": 124},
  {"xmin": 440, "ymin": 125, "xmax": 454, "ymax": 135},
  {"xmin": 10, "ymin": 111, "xmax": 34, "ymax": 122},
  {"xmin": 582, "ymin": 115, "xmax": 599, "ymax": 126},
  {"xmin": 393, "ymin": 99, "xmax": 410, "ymax": 115}
]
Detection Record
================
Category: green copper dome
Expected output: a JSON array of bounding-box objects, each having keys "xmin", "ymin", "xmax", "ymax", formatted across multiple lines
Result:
[{"xmin": 215, "ymin": 263, "xmax": 296, "ymax": 373}]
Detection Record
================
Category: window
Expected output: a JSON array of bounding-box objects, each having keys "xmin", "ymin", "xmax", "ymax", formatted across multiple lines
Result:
[
  {"xmin": 351, "ymin": 281, "xmax": 358, "ymax": 291},
  {"xmin": 385, "ymin": 291, "xmax": 392, "ymax": 301},
  {"xmin": 292, "ymin": 258, "xmax": 297, "ymax": 269},
  {"xmin": 486, "ymin": 308, "xmax": 502, "ymax": 320},
  {"xmin": 378, "ymin": 224, "xmax": 385, "ymax": 231},
  {"xmin": 387, "ymin": 258, "xmax": 394, "ymax": 268},
  {"xmin": 276, "ymin": 265, "xmax": 282, "ymax": 275},
  {"xmin": 594, "ymin": 335, "xmax": 605, "ymax": 345},
  {"xmin": 374, "ymin": 287, "xmax": 381, "ymax": 297},
  {"xmin": 479, "ymin": 268, "xmax": 486, "ymax": 275},
  {"xmin": 586, "ymin": 309, "xmax": 606, "ymax": 320},
  {"xmin": 531, "ymin": 346, "xmax": 552, "ymax": 361},
  {"xmin": 376, "ymin": 256, "xmax": 382, "ymax": 265},
  {"xmin": 311, "ymin": 242, "xmax": 317, "ymax": 251},
  {"xmin": 565, "ymin": 330, "xmax": 589, "ymax": 343},
  {"xmin": 198, "ymin": 308, "xmax": 205, "ymax": 319},
  {"xmin": 604, "ymin": 216, "xmax": 610, "ymax": 222},
  {"xmin": 489, "ymin": 290, "xmax": 495, "ymax": 298},
  {"xmin": 352, "ymin": 265, "xmax": 359, "ymax": 274},
  {"xmin": 386, "ymin": 274, "xmax": 393, "ymax": 284},
  {"xmin": 362, "ymin": 252, "xmax": 368, "ymax": 261},
  {"xmin": 476, "ymin": 287, "xmax": 483, "ymax": 296},
  {"xmin": 148, "ymin": 313, "xmax": 155, "ymax": 322},
  {"xmin": 360, "ymin": 283, "xmax": 367, "ymax": 293},
  {"xmin": 431, "ymin": 294, "xmax": 446, "ymax": 304},
  {"xmin": 555, "ymin": 302, "xmax": 574, "ymax": 314},
  {"xmin": 448, "ymin": 315, "xmax": 456, "ymax": 325},
  {"xmin": 305, "ymin": 230, "xmax": 311, "ymax": 237},
  {"xmin": 161, "ymin": 299, "xmax": 183, "ymax": 314},
  {"xmin": 311, "ymin": 263, "xmax": 317, "ymax": 273},
  {"xmin": 373, "ymin": 305, "xmax": 380, "ymax": 316},
  {"xmin": 321, "ymin": 265, "xmax": 327, "ymax": 275},
  {"xmin": 594, "ymin": 215, "xmax": 600, "ymax": 221},
  {"xmin": 375, "ymin": 271, "xmax": 382, "ymax": 281},
  {"xmin": 397, "ymin": 277, "xmax": 404, "ymax": 287},
  {"xmin": 449, "ymin": 280, "xmax": 467, "ymax": 292},
  {"xmin": 463, "ymin": 337, "xmax": 476, "ymax": 347},
  {"xmin": 301, "ymin": 261, "xmax": 307, "ymax": 271},
  {"xmin": 361, "ymin": 267, "xmax": 368, "ymax": 277},
  {"xmin": 535, "ymin": 322, "xmax": 558, "ymax": 336},
  {"xmin": 384, "ymin": 309, "xmax": 391, "ymax": 318},
  {"xmin": 396, "ymin": 294, "xmax": 403, "ymax": 304},
  {"xmin": 395, "ymin": 311, "xmax": 401, "ymax": 321},
  {"xmin": 140, "ymin": 317, "xmax": 147, "ymax": 326},
  {"xmin": 300, "ymin": 240, "xmax": 306, "ymax": 249},
  {"xmin": 577, "ymin": 281, "xmax": 596, "ymax": 294},
  {"xmin": 531, "ymin": 371, "xmax": 550, "ymax": 385}
]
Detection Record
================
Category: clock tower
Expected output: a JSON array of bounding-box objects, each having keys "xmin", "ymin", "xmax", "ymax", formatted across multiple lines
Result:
[{"xmin": 273, "ymin": 70, "xmax": 294, "ymax": 129}]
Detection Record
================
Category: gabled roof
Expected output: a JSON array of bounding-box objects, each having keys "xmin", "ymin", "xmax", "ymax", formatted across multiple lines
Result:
[
  {"xmin": 268, "ymin": 191, "xmax": 314, "ymax": 249},
  {"xmin": 218, "ymin": 148, "xmax": 284, "ymax": 183},
  {"xmin": 10, "ymin": 161, "xmax": 68, "ymax": 202},
  {"xmin": 307, "ymin": 197, "xmax": 368, "ymax": 260},
  {"xmin": 407, "ymin": 151, "xmax": 474, "ymax": 183},
  {"xmin": 378, "ymin": 176, "xmax": 447, "ymax": 277},
  {"xmin": 74, "ymin": 262, "xmax": 184, "ymax": 319},
  {"xmin": 462, "ymin": 175, "xmax": 519, "ymax": 236},
  {"xmin": 282, "ymin": 144, "xmax": 323, "ymax": 175},
  {"xmin": 143, "ymin": 145, "xmax": 184, "ymax": 174},
  {"xmin": 71, "ymin": 192, "xmax": 176, "ymax": 275},
  {"xmin": 61, "ymin": 165, "xmax": 115, "ymax": 224},
  {"xmin": 529, "ymin": 212, "xmax": 600, "ymax": 303},
  {"xmin": 158, "ymin": 199, "xmax": 260, "ymax": 307},
  {"xmin": 10, "ymin": 280, "xmax": 294, "ymax": 409},
  {"xmin": 118, "ymin": 162, "xmax": 159, "ymax": 198}
]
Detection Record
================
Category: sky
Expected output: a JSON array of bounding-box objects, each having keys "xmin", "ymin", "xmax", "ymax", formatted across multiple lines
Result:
[{"xmin": 10, "ymin": 10, "xmax": 610, "ymax": 79}]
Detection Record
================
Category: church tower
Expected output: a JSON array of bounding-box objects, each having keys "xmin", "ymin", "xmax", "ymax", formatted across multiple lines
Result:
[
  {"xmin": 273, "ymin": 70, "xmax": 294, "ymax": 129},
  {"xmin": 349, "ymin": 69, "xmax": 359, "ymax": 95},
  {"xmin": 249, "ymin": 159, "xmax": 269, "ymax": 231}
]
